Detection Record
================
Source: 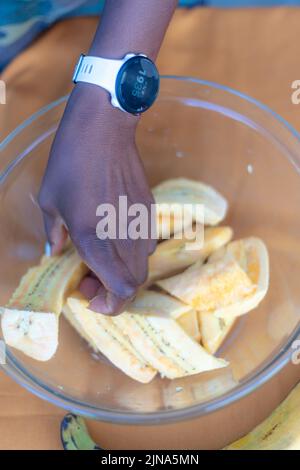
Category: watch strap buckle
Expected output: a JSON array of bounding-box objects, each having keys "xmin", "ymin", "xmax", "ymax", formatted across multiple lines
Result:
[{"xmin": 72, "ymin": 54, "xmax": 85, "ymax": 83}]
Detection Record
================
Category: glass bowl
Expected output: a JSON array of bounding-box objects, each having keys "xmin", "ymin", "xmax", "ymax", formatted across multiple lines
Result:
[{"xmin": 1, "ymin": 77, "xmax": 300, "ymax": 425}]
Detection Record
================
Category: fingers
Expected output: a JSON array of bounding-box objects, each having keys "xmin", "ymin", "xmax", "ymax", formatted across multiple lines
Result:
[
  {"xmin": 79, "ymin": 273, "xmax": 134, "ymax": 316},
  {"xmin": 113, "ymin": 194, "xmax": 157, "ymax": 285},
  {"xmin": 73, "ymin": 232, "xmax": 138, "ymax": 305},
  {"xmin": 42, "ymin": 211, "xmax": 68, "ymax": 256},
  {"xmin": 79, "ymin": 276, "xmax": 99, "ymax": 299},
  {"xmin": 148, "ymin": 234, "xmax": 157, "ymax": 256},
  {"xmin": 89, "ymin": 286, "xmax": 131, "ymax": 316},
  {"xmin": 114, "ymin": 238, "xmax": 149, "ymax": 286}
]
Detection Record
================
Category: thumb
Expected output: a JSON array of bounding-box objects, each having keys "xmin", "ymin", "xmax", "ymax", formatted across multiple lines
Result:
[
  {"xmin": 88, "ymin": 285, "xmax": 132, "ymax": 316},
  {"xmin": 42, "ymin": 212, "xmax": 68, "ymax": 256}
]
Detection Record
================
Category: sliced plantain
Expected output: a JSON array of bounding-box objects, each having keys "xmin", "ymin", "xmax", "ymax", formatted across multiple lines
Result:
[
  {"xmin": 157, "ymin": 256, "xmax": 255, "ymax": 314},
  {"xmin": 177, "ymin": 309, "xmax": 201, "ymax": 342},
  {"xmin": 129, "ymin": 289, "xmax": 191, "ymax": 319},
  {"xmin": 208, "ymin": 237, "xmax": 269, "ymax": 318},
  {"xmin": 63, "ymin": 302, "xmax": 100, "ymax": 353},
  {"xmin": 1, "ymin": 247, "xmax": 88, "ymax": 361},
  {"xmin": 201, "ymin": 226, "xmax": 233, "ymax": 260},
  {"xmin": 1, "ymin": 311, "xmax": 59, "ymax": 363},
  {"xmin": 66, "ymin": 293, "xmax": 157, "ymax": 384},
  {"xmin": 199, "ymin": 312, "xmax": 236, "ymax": 354},
  {"xmin": 153, "ymin": 178, "xmax": 228, "ymax": 234},
  {"xmin": 157, "ymin": 211, "xmax": 193, "ymax": 239},
  {"xmin": 148, "ymin": 226, "xmax": 233, "ymax": 284},
  {"xmin": 65, "ymin": 292, "xmax": 227, "ymax": 381},
  {"xmin": 157, "ymin": 237, "xmax": 269, "ymax": 319},
  {"xmin": 115, "ymin": 313, "xmax": 228, "ymax": 379}
]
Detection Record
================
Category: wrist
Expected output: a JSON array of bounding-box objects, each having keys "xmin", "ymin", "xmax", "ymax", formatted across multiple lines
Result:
[{"xmin": 71, "ymin": 81, "xmax": 141, "ymax": 131}]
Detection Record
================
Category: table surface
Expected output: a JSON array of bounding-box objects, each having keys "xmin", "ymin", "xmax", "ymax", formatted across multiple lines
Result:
[{"xmin": 0, "ymin": 7, "xmax": 300, "ymax": 450}]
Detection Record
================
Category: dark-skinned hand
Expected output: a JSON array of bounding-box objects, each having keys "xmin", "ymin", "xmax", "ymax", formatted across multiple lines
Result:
[{"xmin": 38, "ymin": 83, "xmax": 156, "ymax": 315}]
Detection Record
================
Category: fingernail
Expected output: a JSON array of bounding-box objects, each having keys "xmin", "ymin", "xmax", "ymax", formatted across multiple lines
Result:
[
  {"xmin": 44, "ymin": 242, "xmax": 51, "ymax": 257},
  {"xmin": 88, "ymin": 296, "xmax": 108, "ymax": 314},
  {"xmin": 88, "ymin": 296, "xmax": 99, "ymax": 309}
]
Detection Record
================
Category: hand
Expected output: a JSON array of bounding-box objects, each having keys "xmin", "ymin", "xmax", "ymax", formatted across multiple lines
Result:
[{"xmin": 38, "ymin": 83, "xmax": 156, "ymax": 315}]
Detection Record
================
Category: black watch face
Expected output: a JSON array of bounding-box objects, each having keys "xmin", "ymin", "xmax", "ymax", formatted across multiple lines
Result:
[{"xmin": 116, "ymin": 56, "xmax": 160, "ymax": 114}]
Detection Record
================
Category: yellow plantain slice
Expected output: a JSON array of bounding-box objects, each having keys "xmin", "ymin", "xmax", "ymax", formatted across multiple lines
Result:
[
  {"xmin": 1, "ymin": 247, "xmax": 88, "ymax": 361},
  {"xmin": 115, "ymin": 313, "xmax": 228, "ymax": 379},
  {"xmin": 148, "ymin": 226, "xmax": 233, "ymax": 284},
  {"xmin": 158, "ymin": 237, "xmax": 269, "ymax": 320},
  {"xmin": 157, "ymin": 212, "xmax": 193, "ymax": 239},
  {"xmin": 129, "ymin": 290, "xmax": 191, "ymax": 319},
  {"xmin": 66, "ymin": 293, "xmax": 157, "ymax": 384},
  {"xmin": 177, "ymin": 310, "xmax": 201, "ymax": 342},
  {"xmin": 208, "ymin": 237, "xmax": 269, "ymax": 318},
  {"xmin": 157, "ymin": 256, "xmax": 256, "ymax": 314},
  {"xmin": 65, "ymin": 292, "xmax": 227, "ymax": 381},
  {"xmin": 153, "ymin": 178, "xmax": 228, "ymax": 234},
  {"xmin": 63, "ymin": 301, "xmax": 100, "ymax": 353},
  {"xmin": 198, "ymin": 312, "xmax": 236, "ymax": 354}
]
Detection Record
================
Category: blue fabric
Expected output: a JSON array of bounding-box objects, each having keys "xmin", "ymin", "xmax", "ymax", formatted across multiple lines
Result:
[
  {"xmin": 1, "ymin": 0, "xmax": 300, "ymax": 70},
  {"xmin": 0, "ymin": 1, "xmax": 105, "ymax": 69}
]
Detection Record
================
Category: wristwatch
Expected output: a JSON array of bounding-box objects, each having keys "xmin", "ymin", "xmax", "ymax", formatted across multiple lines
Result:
[{"xmin": 72, "ymin": 53, "xmax": 160, "ymax": 115}]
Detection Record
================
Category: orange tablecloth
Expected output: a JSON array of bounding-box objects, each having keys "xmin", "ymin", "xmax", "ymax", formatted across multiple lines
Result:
[{"xmin": 0, "ymin": 8, "xmax": 300, "ymax": 450}]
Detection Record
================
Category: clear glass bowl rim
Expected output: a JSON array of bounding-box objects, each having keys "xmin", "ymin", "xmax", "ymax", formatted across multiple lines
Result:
[{"xmin": 1, "ymin": 76, "xmax": 300, "ymax": 425}]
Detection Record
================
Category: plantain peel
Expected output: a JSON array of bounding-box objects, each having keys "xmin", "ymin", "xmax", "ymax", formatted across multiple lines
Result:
[
  {"xmin": 1, "ymin": 246, "xmax": 88, "ymax": 361},
  {"xmin": 225, "ymin": 382, "xmax": 300, "ymax": 450}
]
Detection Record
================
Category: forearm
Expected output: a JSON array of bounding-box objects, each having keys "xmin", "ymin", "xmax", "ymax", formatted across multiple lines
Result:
[
  {"xmin": 42, "ymin": 1, "xmax": 171, "ymax": 313},
  {"xmin": 89, "ymin": 0, "xmax": 178, "ymax": 60}
]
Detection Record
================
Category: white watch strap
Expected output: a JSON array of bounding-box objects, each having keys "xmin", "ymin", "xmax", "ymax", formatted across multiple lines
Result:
[{"xmin": 73, "ymin": 55, "xmax": 124, "ymax": 95}]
